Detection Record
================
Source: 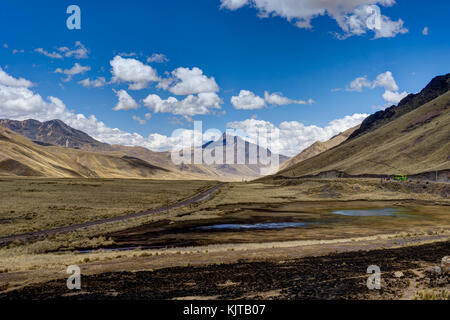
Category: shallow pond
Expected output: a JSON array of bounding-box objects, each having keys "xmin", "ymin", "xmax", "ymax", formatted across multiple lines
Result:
[
  {"xmin": 331, "ymin": 208, "xmax": 412, "ymax": 217},
  {"xmin": 195, "ymin": 222, "xmax": 314, "ymax": 231}
]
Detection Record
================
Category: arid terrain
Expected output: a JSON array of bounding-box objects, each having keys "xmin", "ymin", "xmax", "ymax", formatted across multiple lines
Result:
[
  {"xmin": 0, "ymin": 120, "xmax": 288, "ymax": 181},
  {"xmin": 274, "ymin": 75, "xmax": 450, "ymax": 178},
  {"xmin": 0, "ymin": 75, "xmax": 449, "ymax": 300},
  {"xmin": 0, "ymin": 177, "xmax": 448, "ymax": 299},
  {"xmin": 2, "ymin": 241, "xmax": 448, "ymax": 300}
]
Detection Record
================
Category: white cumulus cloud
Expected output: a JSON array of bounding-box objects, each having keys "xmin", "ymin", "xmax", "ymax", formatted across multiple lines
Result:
[
  {"xmin": 340, "ymin": 4, "xmax": 407, "ymax": 39},
  {"xmin": 78, "ymin": 77, "xmax": 107, "ymax": 88},
  {"xmin": 57, "ymin": 41, "xmax": 89, "ymax": 59},
  {"xmin": 161, "ymin": 67, "xmax": 219, "ymax": 96},
  {"xmin": 347, "ymin": 71, "xmax": 407, "ymax": 104},
  {"xmin": 147, "ymin": 53, "xmax": 168, "ymax": 63},
  {"xmin": 113, "ymin": 89, "xmax": 139, "ymax": 111},
  {"xmin": 231, "ymin": 90, "xmax": 266, "ymax": 110},
  {"xmin": 35, "ymin": 48, "xmax": 63, "ymax": 59},
  {"xmin": 264, "ymin": 91, "xmax": 313, "ymax": 105},
  {"xmin": 220, "ymin": 0, "xmax": 249, "ymax": 10},
  {"xmin": 347, "ymin": 76, "xmax": 372, "ymax": 92},
  {"xmin": 110, "ymin": 56, "xmax": 160, "ymax": 90},
  {"xmin": 220, "ymin": 0, "xmax": 407, "ymax": 39},
  {"xmin": 132, "ymin": 113, "xmax": 151, "ymax": 125},
  {"xmin": 228, "ymin": 113, "xmax": 368, "ymax": 156},
  {"xmin": 0, "ymin": 68, "xmax": 186, "ymax": 151},
  {"xmin": 0, "ymin": 68, "xmax": 366, "ymax": 156},
  {"xmin": 0, "ymin": 67, "xmax": 34, "ymax": 88},
  {"xmin": 143, "ymin": 92, "xmax": 222, "ymax": 116},
  {"xmin": 232, "ymin": 90, "xmax": 313, "ymax": 110},
  {"xmin": 372, "ymin": 71, "xmax": 399, "ymax": 91},
  {"xmin": 54, "ymin": 63, "xmax": 91, "ymax": 82},
  {"xmin": 35, "ymin": 42, "xmax": 89, "ymax": 59},
  {"xmin": 382, "ymin": 90, "xmax": 408, "ymax": 104},
  {"xmin": 0, "ymin": 84, "xmax": 67, "ymax": 121}
]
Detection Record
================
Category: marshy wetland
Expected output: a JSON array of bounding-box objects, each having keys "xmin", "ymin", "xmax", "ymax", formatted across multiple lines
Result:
[{"xmin": 106, "ymin": 200, "xmax": 446, "ymax": 250}]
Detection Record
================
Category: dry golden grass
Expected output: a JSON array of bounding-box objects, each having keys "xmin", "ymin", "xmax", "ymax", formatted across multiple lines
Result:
[
  {"xmin": 415, "ymin": 289, "xmax": 450, "ymax": 300},
  {"xmin": 275, "ymin": 91, "xmax": 450, "ymax": 177},
  {"xmin": 0, "ymin": 126, "xmax": 189, "ymax": 179},
  {"xmin": 0, "ymin": 178, "xmax": 217, "ymax": 236},
  {"xmin": 0, "ymin": 176, "xmax": 448, "ymax": 294},
  {"xmin": 206, "ymin": 179, "xmax": 449, "ymax": 207}
]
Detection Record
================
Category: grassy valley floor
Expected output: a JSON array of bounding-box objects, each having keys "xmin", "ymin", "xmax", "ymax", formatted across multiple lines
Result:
[{"xmin": 0, "ymin": 177, "xmax": 448, "ymax": 299}]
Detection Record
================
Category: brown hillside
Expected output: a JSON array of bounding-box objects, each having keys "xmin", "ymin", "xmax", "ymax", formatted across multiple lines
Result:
[
  {"xmin": 273, "ymin": 90, "xmax": 450, "ymax": 178},
  {"xmin": 0, "ymin": 126, "xmax": 178, "ymax": 179},
  {"xmin": 279, "ymin": 125, "xmax": 359, "ymax": 171},
  {"xmin": 349, "ymin": 73, "xmax": 450, "ymax": 140},
  {"xmin": 0, "ymin": 119, "xmax": 287, "ymax": 181}
]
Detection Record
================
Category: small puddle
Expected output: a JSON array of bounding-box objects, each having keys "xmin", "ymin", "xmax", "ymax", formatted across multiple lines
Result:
[
  {"xmin": 195, "ymin": 222, "xmax": 314, "ymax": 231},
  {"xmin": 331, "ymin": 208, "xmax": 411, "ymax": 217}
]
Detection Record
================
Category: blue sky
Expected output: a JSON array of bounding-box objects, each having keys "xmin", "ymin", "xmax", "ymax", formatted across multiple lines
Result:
[{"xmin": 0, "ymin": 0, "xmax": 449, "ymax": 156}]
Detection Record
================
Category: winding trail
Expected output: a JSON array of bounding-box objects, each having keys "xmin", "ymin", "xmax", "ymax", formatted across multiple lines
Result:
[{"xmin": 0, "ymin": 183, "xmax": 225, "ymax": 246}]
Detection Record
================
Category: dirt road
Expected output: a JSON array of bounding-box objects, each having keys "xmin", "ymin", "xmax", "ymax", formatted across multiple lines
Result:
[{"xmin": 0, "ymin": 183, "xmax": 225, "ymax": 246}]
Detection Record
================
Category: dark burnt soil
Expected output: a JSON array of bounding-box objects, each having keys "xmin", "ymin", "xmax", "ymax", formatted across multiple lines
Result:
[{"xmin": 1, "ymin": 241, "xmax": 448, "ymax": 300}]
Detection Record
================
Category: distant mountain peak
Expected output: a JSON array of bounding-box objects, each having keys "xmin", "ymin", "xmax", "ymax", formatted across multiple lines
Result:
[
  {"xmin": 0, "ymin": 119, "xmax": 289, "ymax": 180},
  {"xmin": 0, "ymin": 118, "xmax": 108, "ymax": 150}
]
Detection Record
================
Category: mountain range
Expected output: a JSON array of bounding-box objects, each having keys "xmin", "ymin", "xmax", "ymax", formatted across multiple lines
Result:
[
  {"xmin": 1, "ymin": 73, "xmax": 448, "ymax": 181},
  {"xmin": 0, "ymin": 126, "xmax": 173, "ymax": 179},
  {"xmin": 0, "ymin": 119, "xmax": 288, "ymax": 180},
  {"xmin": 271, "ymin": 73, "xmax": 450, "ymax": 179}
]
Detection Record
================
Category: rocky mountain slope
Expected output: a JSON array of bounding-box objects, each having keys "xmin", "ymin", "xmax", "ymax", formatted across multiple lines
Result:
[
  {"xmin": 271, "ymin": 75, "xmax": 450, "ymax": 179},
  {"xmin": 0, "ymin": 126, "xmax": 176, "ymax": 179},
  {"xmin": 0, "ymin": 119, "xmax": 109, "ymax": 150},
  {"xmin": 349, "ymin": 73, "xmax": 450, "ymax": 140}
]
